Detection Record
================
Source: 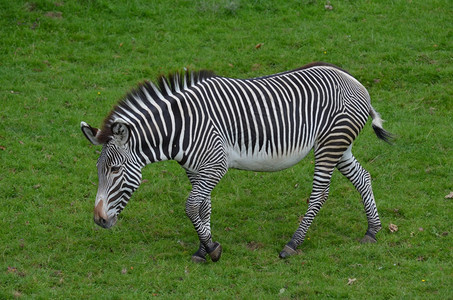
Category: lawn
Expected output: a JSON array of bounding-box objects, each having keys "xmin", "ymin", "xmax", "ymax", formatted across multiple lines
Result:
[{"xmin": 1, "ymin": 0, "xmax": 452, "ymax": 298}]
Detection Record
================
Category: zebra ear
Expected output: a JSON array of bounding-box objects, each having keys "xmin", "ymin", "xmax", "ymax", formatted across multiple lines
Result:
[
  {"xmin": 81, "ymin": 121, "xmax": 103, "ymax": 145},
  {"xmin": 111, "ymin": 120, "xmax": 130, "ymax": 146}
]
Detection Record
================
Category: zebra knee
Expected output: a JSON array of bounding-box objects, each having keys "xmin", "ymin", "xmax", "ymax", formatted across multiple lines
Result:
[
  {"xmin": 185, "ymin": 198, "xmax": 201, "ymax": 220},
  {"xmin": 199, "ymin": 197, "xmax": 211, "ymax": 220},
  {"xmin": 185, "ymin": 204, "xmax": 197, "ymax": 220}
]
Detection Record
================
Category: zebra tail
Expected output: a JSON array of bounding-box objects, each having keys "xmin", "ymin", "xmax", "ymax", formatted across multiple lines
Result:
[{"xmin": 370, "ymin": 106, "xmax": 394, "ymax": 144}]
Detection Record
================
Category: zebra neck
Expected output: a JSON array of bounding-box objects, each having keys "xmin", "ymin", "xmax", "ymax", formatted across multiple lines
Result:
[{"xmin": 122, "ymin": 95, "xmax": 188, "ymax": 166}]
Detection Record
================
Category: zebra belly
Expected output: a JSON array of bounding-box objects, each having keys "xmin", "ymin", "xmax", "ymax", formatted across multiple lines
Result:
[{"xmin": 227, "ymin": 146, "xmax": 313, "ymax": 172}]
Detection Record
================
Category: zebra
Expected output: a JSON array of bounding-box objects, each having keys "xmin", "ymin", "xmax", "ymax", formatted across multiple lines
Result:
[{"xmin": 81, "ymin": 62, "xmax": 392, "ymax": 263}]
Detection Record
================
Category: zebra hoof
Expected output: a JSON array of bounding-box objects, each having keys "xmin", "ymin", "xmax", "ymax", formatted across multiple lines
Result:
[
  {"xmin": 191, "ymin": 245, "xmax": 207, "ymax": 263},
  {"xmin": 360, "ymin": 235, "xmax": 377, "ymax": 243},
  {"xmin": 207, "ymin": 242, "xmax": 222, "ymax": 262},
  {"xmin": 360, "ymin": 232, "xmax": 377, "ymax": 244},
  {"xmin": 191, "ymin": 254, "xmax": 207, "ymax": 263},
  {"xmin": 279, "ymin": 245, "xmax": 297, "ymax": 259}
]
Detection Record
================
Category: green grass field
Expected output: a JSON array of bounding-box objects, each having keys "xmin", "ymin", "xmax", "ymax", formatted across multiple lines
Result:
[{"xmin": 1, "ymin": 0, "xmax": 452, "ymax": 298}]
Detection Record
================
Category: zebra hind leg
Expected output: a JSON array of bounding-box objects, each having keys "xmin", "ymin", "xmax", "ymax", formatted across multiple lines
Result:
[
  {"xmin": 279, "ymin": 158, "xmax": 338, "ymax": 258},
  {"xmin": 336, "ymin": 146, "xmax": 382, "ymax": 243}
]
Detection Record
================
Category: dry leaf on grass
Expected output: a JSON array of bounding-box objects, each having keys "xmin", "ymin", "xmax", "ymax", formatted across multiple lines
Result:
[
  {"xmin": 389, "ymin": 223, "xmax": 398, "ymax": 233},
  {"xmin": 444, "ymin": 191, "xmax": 453, "ymax": 199},
  {"xmin": 325, "ymin": 1, "xmax": 333, "ymax": 10},
  {"xmin": 347, "ymin": 278, "xmax": 357, "ymax": 285}
]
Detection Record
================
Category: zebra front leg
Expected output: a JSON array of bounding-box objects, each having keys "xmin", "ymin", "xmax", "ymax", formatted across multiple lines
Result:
[
  {"xmin": 186, "ymin": 192, "xmax": 222, "ymax": 262},
  {"xmin": 185, "ymin": 169, "xmax": 223, "ymax": 263},
  {"xmin": 191, "ymin": 196, "xmax": 213, "ymax": 263},
  {"xmin": 185, "ymin": 171, "xmax": 209, "ymax": 262},
  {"xmin": 336, "ymin": 148, "xmax": 382, "ymax": 243}
]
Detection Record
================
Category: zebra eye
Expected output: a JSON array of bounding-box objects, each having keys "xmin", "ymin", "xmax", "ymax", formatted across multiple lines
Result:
[{"xmin": 111, "ymin": 166, "xmax": 121, "ymax": 174}]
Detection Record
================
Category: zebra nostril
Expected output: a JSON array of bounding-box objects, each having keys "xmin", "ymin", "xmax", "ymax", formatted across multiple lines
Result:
[{"xmin": 100, "ymin": 217, "xmax": 107, "ymax": 226}]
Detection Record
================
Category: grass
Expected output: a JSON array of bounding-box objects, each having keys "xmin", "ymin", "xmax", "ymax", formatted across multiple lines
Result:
[{"xmin": 1, "ymin": 0, "xmax": 452, "ymax": 298}]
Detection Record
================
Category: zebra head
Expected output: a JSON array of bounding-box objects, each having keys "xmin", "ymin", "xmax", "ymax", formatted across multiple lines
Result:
[{"xmin": 81, "ymin": 120, "xmax": 142, "ymax": 229}]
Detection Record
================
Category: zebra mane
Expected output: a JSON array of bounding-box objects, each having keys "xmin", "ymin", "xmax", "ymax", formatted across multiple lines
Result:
[
  {"xmin": 97, "ymin": 69, "xmax": 216, "ymax": 144},
  {"xmin": 156, "ymin": 69, "xmax": 216, "ymax": 97},
  {"xmin": 296, "ymin": 61, "xmax": 351, "ymax": 76}
]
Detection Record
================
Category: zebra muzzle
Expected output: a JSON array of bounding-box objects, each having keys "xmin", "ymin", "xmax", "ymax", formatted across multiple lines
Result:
[{"xmin": 93, "ymin": 200, "xmax": 117, "ymax": 228}]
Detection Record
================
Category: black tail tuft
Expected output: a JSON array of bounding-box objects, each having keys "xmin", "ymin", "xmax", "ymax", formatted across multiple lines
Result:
[
  {"xmin": 370, "ymin": 106, "xmax": 394, "ymax": 144},
  {"xmin": 372, "ymin": 124, "xmax": 394, "ymax": 144}
]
